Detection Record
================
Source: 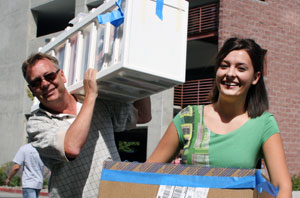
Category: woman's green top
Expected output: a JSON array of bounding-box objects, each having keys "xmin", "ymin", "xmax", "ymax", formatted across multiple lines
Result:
[{"xmin": 173, "ymin": 105, "xmax": 280, "ymax": 169}]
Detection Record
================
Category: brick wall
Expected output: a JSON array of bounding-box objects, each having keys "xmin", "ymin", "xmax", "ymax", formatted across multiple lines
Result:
[{"xmin": 219, "ymin": 0, "xmax": 300, "ymax": 175}]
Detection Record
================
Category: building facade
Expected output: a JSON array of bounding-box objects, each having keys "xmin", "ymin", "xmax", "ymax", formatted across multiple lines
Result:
[
  {"xmin": 0, "ymin": 0, "xmax": 299, "ymax": 177},
  {"xmin": 219, "ymin": 0, "xmax": 300, "ymax": 176}
]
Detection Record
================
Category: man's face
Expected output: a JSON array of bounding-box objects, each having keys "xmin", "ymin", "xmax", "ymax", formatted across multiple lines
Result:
[{"xmin": 26, "ymin": 58, "xmax": 67, "ymax": 106}]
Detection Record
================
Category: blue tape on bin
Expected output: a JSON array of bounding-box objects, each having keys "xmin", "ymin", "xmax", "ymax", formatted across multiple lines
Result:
[
  {"xmin": 156, "ymin": 0, "xmax": 164, "ymax": 20},
  {"xmin": 97, "ymin": 0, "xmax": 124, "ymax": 27},
  {"xmin": 256, "ymin": 170, "xmax": 279, "ymax": 197}
]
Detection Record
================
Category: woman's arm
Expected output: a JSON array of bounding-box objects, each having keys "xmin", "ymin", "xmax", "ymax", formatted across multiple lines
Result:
[
  {"xmin": 147, "ymin": 122, "xmax": 180, "ymax": 163},
  {"xmin": 263, "ymin": 133, "xmax": 292, "ymax": 198}
]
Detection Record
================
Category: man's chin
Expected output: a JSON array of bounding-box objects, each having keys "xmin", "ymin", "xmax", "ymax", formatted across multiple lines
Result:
[{"xmin": 41, "ymin": 95, "xmax": 58, "ymax": 103}]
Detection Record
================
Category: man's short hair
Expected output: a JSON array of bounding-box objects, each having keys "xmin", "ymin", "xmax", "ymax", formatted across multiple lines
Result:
[{"xmin": 22, "ymin": 53, "xmax": 59, "ymax": 80}]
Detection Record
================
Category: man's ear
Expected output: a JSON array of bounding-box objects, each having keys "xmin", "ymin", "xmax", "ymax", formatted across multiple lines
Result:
[
  {"xmin": 252, "ymin": 71, "xmax": 261, "ymax": 85},
  {"xmin": 60, "ymin": 70, "xmax": 67, "ymax": 83},
  {"xmin": 28, "ymin": 85, "xmax": 36, "ymax": 97}
]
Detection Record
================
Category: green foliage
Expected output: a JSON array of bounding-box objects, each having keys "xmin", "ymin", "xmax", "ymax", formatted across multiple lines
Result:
[
  {"xmin": 43, "ymin": 168, "xmax": 51, "ymax": 189},
  {"xmin": 118, "ymin": 141, "xmax": 140, "ymax": 153},
  {"xmin": 43, "ymin": 178, "xmax": 49, "ymax": 189},
  {"xmin": 0, "ymin": 169, "xmax": 7, "ymax": 186},
  {"xmin": 0, "ymin": 162, "xmax": 11, "ymax": 185},
  {"xmin": 292, "ymin": 175, "xmax": 300, "ymax": 191},
  {"xmin": 27, "ymin": 88, "xmax": 34, "ymax": 101},
  {"xmin": 0, "ymin": 162, "xmax": 21, "ymax": 187},
  {"xmin": 9, "ymin": 176, "xmax": 21, "ymax": 187}
]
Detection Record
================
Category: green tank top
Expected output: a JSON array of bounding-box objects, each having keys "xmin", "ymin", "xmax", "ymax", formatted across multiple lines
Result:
[{"xmin": 173, "ymin": 105, "xmax": 280, "ymax": 169}]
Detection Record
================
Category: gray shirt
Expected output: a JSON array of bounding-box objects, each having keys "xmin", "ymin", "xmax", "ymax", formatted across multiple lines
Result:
[
  {"xmin": 27, "ymin": 99, "xmax": 138, "ymax": 198},
  {"xmin": 13, "ymin": 144, "xmax": 44, "ymax": 189}
]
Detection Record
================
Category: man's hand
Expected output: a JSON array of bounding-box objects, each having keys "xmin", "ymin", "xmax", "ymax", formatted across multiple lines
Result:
[{"xmin": 83, "ymin": 69, "xmax": 98, "ymax": 99}]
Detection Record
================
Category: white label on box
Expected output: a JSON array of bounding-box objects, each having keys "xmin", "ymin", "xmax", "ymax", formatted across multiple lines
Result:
[
  {"xmin": 185, "ymin": 187, "xmax": 209, "ymax": 198},
  {"xmin": 157, "ymin": 185, "xmax": 209, "ymax": 198}
]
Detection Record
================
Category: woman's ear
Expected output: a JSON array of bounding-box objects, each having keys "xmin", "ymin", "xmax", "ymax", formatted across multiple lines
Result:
[{"xmin": 252, "ymin": 71, "xmax": 261, "ymax": 85}]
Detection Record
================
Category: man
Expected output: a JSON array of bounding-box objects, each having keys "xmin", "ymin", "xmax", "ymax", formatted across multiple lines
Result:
[
  {"xmin": 6, "ymin": 144, "xmax": 44, "ymax": 198},
  {"xmin": 22, "ymin": 53, "xmax": 151, "ymax": 197}
]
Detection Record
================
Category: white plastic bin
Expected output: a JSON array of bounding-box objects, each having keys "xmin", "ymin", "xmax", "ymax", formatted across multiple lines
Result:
[{"xmin": 39, "ymin": 0, "xmax": 189, "ymax": 102}]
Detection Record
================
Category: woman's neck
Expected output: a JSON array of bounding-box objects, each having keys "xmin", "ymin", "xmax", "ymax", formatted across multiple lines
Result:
[{"xmin": 213, "ymin": 97, "xmax": 248, "ymax": 122}]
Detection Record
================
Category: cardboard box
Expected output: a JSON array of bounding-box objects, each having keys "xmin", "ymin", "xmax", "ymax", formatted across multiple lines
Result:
[{"xmin": 98, "ymin": 161, "xmax": 278, "ymax": 198}]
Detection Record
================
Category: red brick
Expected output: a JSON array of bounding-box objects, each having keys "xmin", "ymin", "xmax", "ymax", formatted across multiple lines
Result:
[{"xmin": 219, "ymin": 0, "xmax": 300, "ymax": 175}]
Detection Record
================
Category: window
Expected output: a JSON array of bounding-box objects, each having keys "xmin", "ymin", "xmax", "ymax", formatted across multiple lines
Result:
[
  {"xmin": 32, "ymin": 0, "xmax": 75, "ymax": 37},
  {"xmin": 86, "ymin": 0, "xmax": 104, "ymax": 11}
]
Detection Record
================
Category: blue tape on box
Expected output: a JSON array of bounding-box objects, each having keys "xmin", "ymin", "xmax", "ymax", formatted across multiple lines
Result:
[
  {"xmin": 101, "ymin": 169, "xmax": 256, "ymax": 189},
  {"xmin": 256, "ymin": 170, "xmax": 279, "ymax": 196},
  {"xmin": 100, "ymin": 161, "xmax": 278, "ymax": 197}
]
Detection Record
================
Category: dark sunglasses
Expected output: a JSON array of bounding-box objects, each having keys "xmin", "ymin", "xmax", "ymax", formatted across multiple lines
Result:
[{"xmin": 29, "ymin": 69, "xmax": 60, "ymax": 88}]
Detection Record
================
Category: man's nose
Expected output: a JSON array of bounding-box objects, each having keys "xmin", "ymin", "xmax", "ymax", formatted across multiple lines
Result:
[{"xmin": 40, "ymin": 78, "xmax": 50, "ymax": 88}]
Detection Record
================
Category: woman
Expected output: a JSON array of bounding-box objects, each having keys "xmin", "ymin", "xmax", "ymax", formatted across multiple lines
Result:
[{"xmin": 147, "ymin": 38, "xmax": 292, "ymax": 197}]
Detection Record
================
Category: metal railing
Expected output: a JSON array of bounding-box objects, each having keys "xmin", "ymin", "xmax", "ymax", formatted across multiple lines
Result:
[
  {"xmin": 188, "ymin": 3, "xmax": 219, "ymax": 40},
  {"xmin": 174, "ymin": 78, "xmax": 214, "ymax": 108}
]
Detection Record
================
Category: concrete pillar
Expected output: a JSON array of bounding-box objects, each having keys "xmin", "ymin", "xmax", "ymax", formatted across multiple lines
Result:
[
  {"xmin": 0, "ymin": 0, "xmax": 34, "ymax": 164},
  {"xmin": 146, "ymin": 88, "xmax": 174, "ymax": 158}
]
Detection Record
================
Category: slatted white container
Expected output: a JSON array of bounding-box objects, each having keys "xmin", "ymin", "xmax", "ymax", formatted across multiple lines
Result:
[{"xmin": 39, "ymin": 0, "xmax": 189, "ymax": 102}]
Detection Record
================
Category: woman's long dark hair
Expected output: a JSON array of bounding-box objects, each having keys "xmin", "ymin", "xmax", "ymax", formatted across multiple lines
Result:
[{"xmin": 209, "ymin": 37, "xmax": 268, "ymax": 118}]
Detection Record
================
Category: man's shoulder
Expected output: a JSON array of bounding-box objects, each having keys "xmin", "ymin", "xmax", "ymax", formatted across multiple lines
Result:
[
  {"xmin": 28, "ymin": 109, "xmax": 51, "ymax": 122},
  {"xmin": 31, "ymin": 108, "xmax": 49, "ymax": 116},
  {"xmin": 30, "ymin": 107, "xmax": 67, "ymax": 120},
  {"xmin": 26, "ymin": 109, "xmax": 57, "ymax": 130}
]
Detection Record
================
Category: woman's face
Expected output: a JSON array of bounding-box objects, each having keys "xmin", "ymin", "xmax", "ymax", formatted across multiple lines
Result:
[{"xmin": 216, "ymin": 50, "xmax": 260, "ymax": 101}]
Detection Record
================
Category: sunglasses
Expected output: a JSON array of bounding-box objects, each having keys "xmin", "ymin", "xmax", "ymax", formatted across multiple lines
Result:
[{"xmin": 29, "ymin": 69, "xmax": 60, "ymax": 88}]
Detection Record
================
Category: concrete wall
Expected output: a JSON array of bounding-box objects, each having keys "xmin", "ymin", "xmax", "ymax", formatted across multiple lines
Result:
[
  {"xmin": 0, "ymin": 0, "xmax": 35, "ymax": 164},
  {"xmin": 219, "ymin": 0, "xmax": 300, "ymax": 175}
]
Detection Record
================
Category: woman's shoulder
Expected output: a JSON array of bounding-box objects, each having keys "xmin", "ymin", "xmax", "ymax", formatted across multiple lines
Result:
[
  {"xmin": 253, "ymin": 111, "xmax": 275, "ymax": 121},
  {"xmin": 250, "ymin": 111, "xmax": 278, "ymax": 128},
  {"xmin": 261, "ymin": 111, "xmax": 273, "ymax": 116}
]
